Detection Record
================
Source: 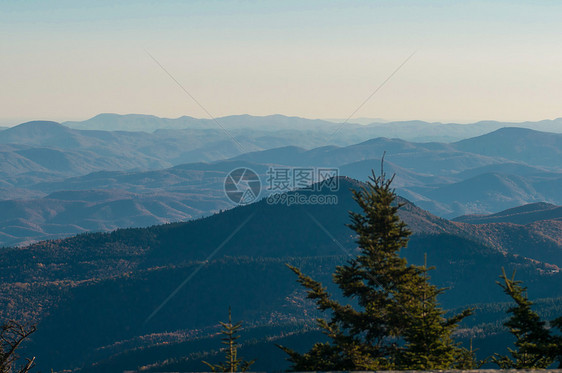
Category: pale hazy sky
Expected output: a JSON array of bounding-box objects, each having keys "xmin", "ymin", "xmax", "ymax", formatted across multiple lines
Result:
[{"xmin": 1, "ymin": 1, "xmax": 561, "ymax": 125}]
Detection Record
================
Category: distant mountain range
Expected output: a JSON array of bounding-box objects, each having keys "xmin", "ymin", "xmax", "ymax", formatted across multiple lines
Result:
[
  {"xmin": 2, "ymin": 178, "xmax": 561, "ymax": 371},
  {"xmin": 234, "ymin": 126, "xmax": 562, "ymax": 170},
  {"xmin": 1, "ymin": 117, "xmax": 562, "ymax": 245},
  {"xmin": 63, "ymin": 113, "xmax": 562, "ymax": 143},
  {"xmin": 64, "ymin": 113, "xmax": 338, "ymax": 132},
  {"xmin": 233, "ymin": 127, "xmax": 562, "ymax": 217}
]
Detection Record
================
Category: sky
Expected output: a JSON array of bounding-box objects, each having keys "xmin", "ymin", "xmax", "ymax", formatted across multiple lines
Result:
[{"xmin": 1, "ymin": 0, "xmax": 561, "ymax": 125}]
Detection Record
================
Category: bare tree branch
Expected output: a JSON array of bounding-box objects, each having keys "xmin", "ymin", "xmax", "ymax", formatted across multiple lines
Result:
[{"xmin": 1, "ymin": 320, "xmax": 36, "ymax": 373}]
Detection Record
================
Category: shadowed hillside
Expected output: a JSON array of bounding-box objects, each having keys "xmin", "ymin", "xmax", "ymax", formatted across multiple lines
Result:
[{"xmin": 1, "ymin": 178, "xmax": 561, "ymax": 371}]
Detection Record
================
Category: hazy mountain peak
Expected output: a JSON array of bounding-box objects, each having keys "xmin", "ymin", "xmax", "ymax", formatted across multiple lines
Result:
[
  {"xmin": 495, "ymin": 126, "xmax": 557, "ymax": 135},
  {"xmin": 9, "ymin": 120, "xmax": 66, "ymax": 131},
  {"xmin": 463, "ymin": 126, "xmax": 558, "ymax": 141},
  {"xmin": 1, "ymin": 120, "xmax": 72, "ymax": 141},
  {"xmin": 492, "ymin": 202, "xmax": 558, "ymax": 217},
  {"xmin": 92, "ymin": 113, "xmax": 162, "ymax": 120}
]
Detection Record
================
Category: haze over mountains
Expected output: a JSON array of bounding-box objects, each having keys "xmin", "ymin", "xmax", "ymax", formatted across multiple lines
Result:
[
  {"xmin": 62, "ymin": 113, "xmax": 562, "ymax": 142},
  {"xmin": 1, "ymin": 113, "xmax": 562, "ymax": 370},
  {"xmin": 0, "ymin": 114, "xmax": 561, "ymax": 246}
]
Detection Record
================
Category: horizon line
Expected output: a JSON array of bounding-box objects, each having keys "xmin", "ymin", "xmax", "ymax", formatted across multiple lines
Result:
[{"xmin": 2, "ymin": 112, "xmax": 562, "ymax": 128}]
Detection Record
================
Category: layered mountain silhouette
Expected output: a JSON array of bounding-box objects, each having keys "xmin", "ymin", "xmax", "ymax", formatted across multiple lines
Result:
[
  {"xmin": 63, "ymin": 113, "xmax": 562, "ymax": 142},
  {"xmin": 1, "ymin": 118, "xmax": 562, "ymax": 245},
  {"xmin": 1, "ymin": 114, "xmax": 562, "ymax": 370}
]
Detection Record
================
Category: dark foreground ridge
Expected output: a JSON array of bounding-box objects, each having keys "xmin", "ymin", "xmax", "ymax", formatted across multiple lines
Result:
[{"xmin": 2, "ymin": 178, "xmax": 562, "ymax": 371}]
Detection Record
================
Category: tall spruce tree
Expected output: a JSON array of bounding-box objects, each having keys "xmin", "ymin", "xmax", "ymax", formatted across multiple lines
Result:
[
  {"xmin": 398, "ymin": 254, "xmax": 475, "ymax": 369},
  {"xmin": 493, "ymin": 268, "xmax": 561, "ymax": 368},
  {"xmin": 203, "ymin": 307, "xmax": 255, "ymax": 372},
  {"xmin": 279, "ymin": 170, "xmax": 473, "ymax": 370}
]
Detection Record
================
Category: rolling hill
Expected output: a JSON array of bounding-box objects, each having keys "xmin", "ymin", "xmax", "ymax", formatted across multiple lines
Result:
[
  {"xmin": 454, "ymin": 202, "xmax": 562, "ymax": 225},
  {"xmin": 455, "ymin": 127, "xmax": 562, "ymax": 169},
  {"xmin": 407, "ymin": 172, "xmax": 545, "ymax": 217},
  {"xmin": 452, "ymin": 202, "xmax": 562, "ymax": 265},
  {"xmin": 0, "ymin": 161, "xmax": 270, "ymax": 246}
]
